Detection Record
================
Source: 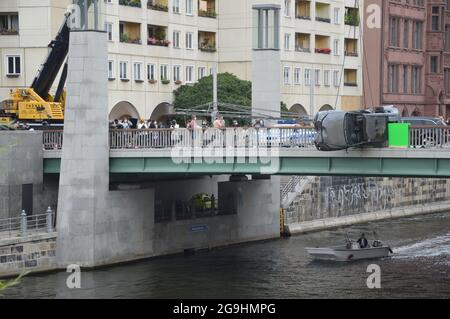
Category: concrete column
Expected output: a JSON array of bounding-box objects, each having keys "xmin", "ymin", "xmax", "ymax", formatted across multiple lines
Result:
[{"xmin": 56, "ymin": 30, "xmax": 110, "ymax": 267}]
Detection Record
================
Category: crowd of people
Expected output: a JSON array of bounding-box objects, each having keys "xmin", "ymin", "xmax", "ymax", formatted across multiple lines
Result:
[{"xmin": 108, "ymin": 116, "xmax": 271, "ymax": 130}]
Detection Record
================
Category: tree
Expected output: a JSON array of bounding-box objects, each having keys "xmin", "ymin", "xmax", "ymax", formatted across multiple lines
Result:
[{"xmin": 174, "ymin": 72, "xmax": 252, "ymax": 111}]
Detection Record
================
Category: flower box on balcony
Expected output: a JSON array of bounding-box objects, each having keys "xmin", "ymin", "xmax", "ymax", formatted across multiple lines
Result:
[
  {"xmin": 161, "ymin": 79, "xmax": 170, "ymax": 85},
  {"xmin": 344, "ymin": 82, "xmax": 358, "ymax": 87},
  {"xmin": 147, "ymin": 3, "xmax": 169, "ymax": 12},
  {"xmin": 296, "ymin": 46, "xmax": 311, "ymax": 53},
  {"xmin": 344, "ymin": 14, "xmax": 360, "ymax": 26},
  {"xmin": 149, "ymin": 79, "xmax": 158, "ymax": 84},
  {"xmin": 174, "ymin": 80, "xmax": 182, "ymax": 85},
  {"xmin": 198, "ymin": 10, "xmax": 217, "ymax": 18},
  {"xmin": 0, "ymin": 29, "xmax": 19, "ymax": 35},
  {"xmin": 199, "ymin": 44, "xmax": 217, "ymax": 52},
  {"xmin": 148, "ymin": 37, "xmax": 170, "ymax": 46},
  {"xmin": 296, "ymin": 15, "xmax": 310, "ymax": 20},
  {"xmin": 119, "ymin": 0, "xmax": 141, "ymax": 8},
  {"xmin": 315, "ymin": 48, "xmax": 331, "ymax": 54},
  {"xmin": 344, "ymin": 51, "xmax": 358, "ymax": 57},
  {"xmin": 315, "ymin": 17, "xmax": 331, "ymax": 23},
  {"xmin": 120, "ymin": 33, "xmax": 141, "ymax": 44}
]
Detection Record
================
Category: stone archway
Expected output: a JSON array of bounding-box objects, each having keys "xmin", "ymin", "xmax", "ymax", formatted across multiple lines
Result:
[
  {"xmin": 150, "ymin": 102, "xmax": 174, "ymax": 123},
  {"xmin": 401, "ymin": 108, "xmax": 409, "ymax": 117},
  {"xmin": 319, "ymin": 104, "xmax": 334, "ymax": 112},
  {"xmin": 290, "ymin": 104, "xmax": 308, "ymax": 116},
  {"xmin": 109, "ymin": 101, "xmax": 140, "ymax": 121},
  {"xmin": 411, "ymin": 108, "xmax": 422, "ymax": 117}
]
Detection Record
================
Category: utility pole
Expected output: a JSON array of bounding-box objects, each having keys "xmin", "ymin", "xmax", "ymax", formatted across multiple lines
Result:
[
  {"xmin": 212, "ymin": 62, "xmax": 218, "ymax": 122},
  {"xmin": 309, "ymin": 69, "xmax": 314, "ymax": 117}
]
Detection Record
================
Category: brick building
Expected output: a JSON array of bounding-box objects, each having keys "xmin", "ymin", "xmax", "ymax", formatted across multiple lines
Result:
[{"xmin": 363, "ymin": 0, "xmax": 450, "ymax": 117}]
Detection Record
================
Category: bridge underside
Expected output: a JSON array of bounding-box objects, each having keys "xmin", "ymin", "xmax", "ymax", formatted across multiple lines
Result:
[{"xmin": 44, "ymin": 156, "xmax": 450, "ymax": 178}]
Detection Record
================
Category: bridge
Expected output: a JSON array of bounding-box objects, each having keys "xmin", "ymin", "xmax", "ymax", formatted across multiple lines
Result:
[{"xmin": 42, "ymin": 126, "xmax": 450, "ymax": 177}]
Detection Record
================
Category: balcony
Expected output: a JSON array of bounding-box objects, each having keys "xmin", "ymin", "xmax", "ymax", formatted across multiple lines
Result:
[
  {"xmin": 344, "ymin": 38, "xmax": 358, "ymax": 57},
  {"xmin": 148, "ymin": 25, "xmax": 170, "ymax": 46},
  {"xmin": 315, "ymin": 35, "xmax": 330, "ymax": 54},
  {"xmin": 119, "ymin": 0, "xmax": 141, "ymax": 8},
  {"xmin": 120, "ymin": 21, "xmax": 141, "ymax": 44},
  {"xmin": 0, "ymin": 13, "xmax": 19, "ymax": 35},
  {"xmin": 315, "ymin": 2, "xmax": 330, "ymax": 23},
  {"xmin": 344, "ymin": 69, "xmax": 358, "ymax": 86},
  {"xmin": 147, "ymin": 0, "xmax": 168, "ymax": 12},
  {"xmin": 345, "ymin": 7, "xmax": 359, "ymax": 26},
  {"xmin": 295, "ymin": 0, "xmax": 310, "ymax": 20},
  {"xmin": 295, "ymin": 33, "xmax": 311, "ymax": 52},
  {"xmin": 199, "ymin": 31, "xmax": 216, "ymax": 52},
  {"xmin": 198, "ymin": 0, "xmax": 217, "ymax": 18}
]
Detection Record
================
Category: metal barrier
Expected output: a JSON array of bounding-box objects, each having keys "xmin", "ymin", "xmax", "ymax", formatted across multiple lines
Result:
[
  {"xmin": 409, "ymin": 126, "xmax": 450, "ymax": 149},
  {"xmin": 0, "ymin": 207, "xmax": 55, "ymax": 239},
  {"xmin": 43, "ymin": 130, "xmax": 63, "ymax": 150},
  {"xmin": 42, "ymin": 126, "xmax": 450, "ymax": 151}
]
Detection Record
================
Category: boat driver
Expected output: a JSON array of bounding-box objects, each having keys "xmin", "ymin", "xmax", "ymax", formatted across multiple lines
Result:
[{"xmin": 357, "ymin": 233, "xmax": 369, "ymax": 249}]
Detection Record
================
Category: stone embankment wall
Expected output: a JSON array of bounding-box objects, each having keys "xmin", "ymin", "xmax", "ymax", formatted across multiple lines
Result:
[
  {"xmin": 0, "ymin": 234, "xmax": 57, "ymax": 278},
  {"xmin": 285, "ymin": 177, "xmax": 450, "ymax": 234}
]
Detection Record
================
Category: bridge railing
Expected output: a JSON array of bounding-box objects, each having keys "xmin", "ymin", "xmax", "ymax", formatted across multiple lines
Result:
[
  {"xmin": 0, "ymin": 208, "xmax": 55, "ymax": 240},
  {"xmin": 409, "ymin": 125, "xmax": 450, "ymax": 149},
  {"xmin": 42, "ymin": 125, "xmax": 450, "ymax": 151}
]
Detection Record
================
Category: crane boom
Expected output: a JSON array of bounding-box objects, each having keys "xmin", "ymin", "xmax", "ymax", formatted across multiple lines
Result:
[{"xmin": 30, "ymin": 14, "xmax": 70, "ymax": 100}]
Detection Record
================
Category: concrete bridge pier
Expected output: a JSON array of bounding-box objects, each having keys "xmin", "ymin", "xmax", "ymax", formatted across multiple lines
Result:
[{"xmin": 56, "ymin": 30, "xmax": 154, "ymax": 268}]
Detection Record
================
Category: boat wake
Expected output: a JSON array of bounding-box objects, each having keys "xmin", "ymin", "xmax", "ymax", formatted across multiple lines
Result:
[{"xmin": 392, "ymin": 233, "xmax": 450, "ymax": 262}]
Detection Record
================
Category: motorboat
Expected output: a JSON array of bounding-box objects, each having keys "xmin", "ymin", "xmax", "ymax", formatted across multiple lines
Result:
[{"xmin": 305, "ymin": 240, "xmax": 393, "ymax": 262}]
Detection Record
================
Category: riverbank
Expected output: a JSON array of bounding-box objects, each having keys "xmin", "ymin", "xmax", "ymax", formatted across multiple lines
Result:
[{"xmin": 285, "ymin": 200, "xmax": 450, "ymax": 235}]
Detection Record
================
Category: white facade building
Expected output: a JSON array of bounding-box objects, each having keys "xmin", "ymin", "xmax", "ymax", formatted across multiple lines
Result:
[{"xmin": 0, "ymin": 0, "xmax": 363, "ymax": 121}]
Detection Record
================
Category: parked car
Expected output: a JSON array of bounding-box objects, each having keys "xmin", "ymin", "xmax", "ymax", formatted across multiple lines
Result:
[{"xmin": 314, "ymin": 111, "xmax": 389, "ymax": 151}]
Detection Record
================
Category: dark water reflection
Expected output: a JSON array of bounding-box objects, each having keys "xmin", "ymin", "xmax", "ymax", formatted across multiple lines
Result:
[{"xmin": 4, "ymin": 212, "xmax": 450, "ymax": 298}]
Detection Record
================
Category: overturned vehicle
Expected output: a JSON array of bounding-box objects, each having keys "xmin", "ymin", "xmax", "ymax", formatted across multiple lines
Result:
[{"xmin": 313, "ymin": 111, "xmax": 389, "ymax": 151}]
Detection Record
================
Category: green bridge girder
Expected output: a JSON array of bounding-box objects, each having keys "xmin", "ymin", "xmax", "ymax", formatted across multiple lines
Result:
[{"xmin": 43, "ymin": 149, "xmax": 450, "ymax": 177}]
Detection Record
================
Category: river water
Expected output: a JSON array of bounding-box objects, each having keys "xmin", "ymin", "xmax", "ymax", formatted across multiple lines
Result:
[{"xmin": 4, "ymin": 212, "xmax": 450, "ymax": 298}]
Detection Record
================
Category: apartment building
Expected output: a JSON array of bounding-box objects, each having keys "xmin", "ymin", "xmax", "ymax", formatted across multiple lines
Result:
[
  {"xmin": 0, "ymin": 0, "xmax": 363, "ymax": 121},
  {"xmin": 363, "ymin": 0, "xmax": 450, "ymax": 117}
]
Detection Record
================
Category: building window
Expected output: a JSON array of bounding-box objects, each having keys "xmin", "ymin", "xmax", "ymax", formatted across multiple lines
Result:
[
  {"xmin": 294, "ymin": 68, "xmax": 301, "ymax": 84},
  {"xmin": 186, "ymin": 0, "xmax": 193, "ymax": 15},
  {"xmin": 314, "ymin": 69, "xmax": 320, "ymax": 86},
  {"xmin": 186, "ymin": 32, "xmax": 193, "ymax": 49},
  {"xmin": 0, "ymin": 13, "xmax": 19, "ymax": 33},
  {"xmin": 333, "ymin": 8, "xmax": 340, "ymax": 24},
  {"xmin": 333, "ymin": 70, "xmax": 340, "ymax": 87},
  {"xmin": 305, "ymin": 69, "xmax": 311, "ymax": 86},
  {"xmin": 173, "ymin": 0, "xmax": 180, "ymax": 13},
  {"xmin": 284, "ymin": 33, "xmax": 291, "ymax": 50},
  {"xmin": 198, "ymin": 67, "xmax": 206, "ymax": 79},
  {"xmin": 284, "ymin": 66, "xmax": 291, "ymax": 84},
  {"xmin": 108, "ymin": 60, "xmax": 115, "ymax": 79},
  {"xmin": 430, "ymin": 56, "xmax": 439, "ymax": 73},
  {"xmin": 133, "ymin": 63, "xmax": 143, "ymax": 81},
  {"xmin": 333, "ymin": 39, "xmax": 340, "ymax": 55},
  {"xmin": 411, "ymin": 65, "xmax": 421, "ymax": 94},
  {"xmin": 446, "ymin": 26, "xmax": 450, "ymax": 51},
  {"xmin": 403, "ymin": 65, "xmax": 408, "ymax": 93},
  {"xmin": 388, "ymin": 64, "xmax": 399, "ymax": 93},
  {"xmin": 119, "ymin": 61, "xmax": 128, "ymax": 80},
  {"xmin": 173, "ymin": 65, "xmax": 181, "ymax": 82},
  {"xmin": 389, "ymin": 16, "xmax": 400, "ymax": 47},
  {"xmin": 403, "ymin": 19, "xmax": 409, "ymax": 48},
  {"xmin": 147, "ymin": 63, "xmax": 156, "ymax": 81},
  {"xmin": 445, "ymin": 68, "xmax": 450, "ymax": 93},
  {"xmin": 324, "ymin": 70, "xmax": 330, "ymax": 86},
  {"xmin": 160, "ymin": 64, "xmax": 169, "ymax": 81},
  {"xmin": 284, "ymin": 0, "xmax": 291, "ymax": 17},
  {"xmin": 5, "ymin": 55, "xmax": 21, "ymax": 76},
  {"xmin": 186, "ymin": 66, "xmax": 194, "ymax": 83},
  {"xmin": 173, "ymin": 31, "xmax": 181, "ymax": 48},
  {"xmin": 412, "ymin": 20, "xmax": 423, "ymax": 49},
  {"xmin": 431, "ymin": 6, "xmax": 441, "ymax": 31},
  {"xmin": 105, "ymin": 22, "xmax": 113, "ymax": 41}
]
